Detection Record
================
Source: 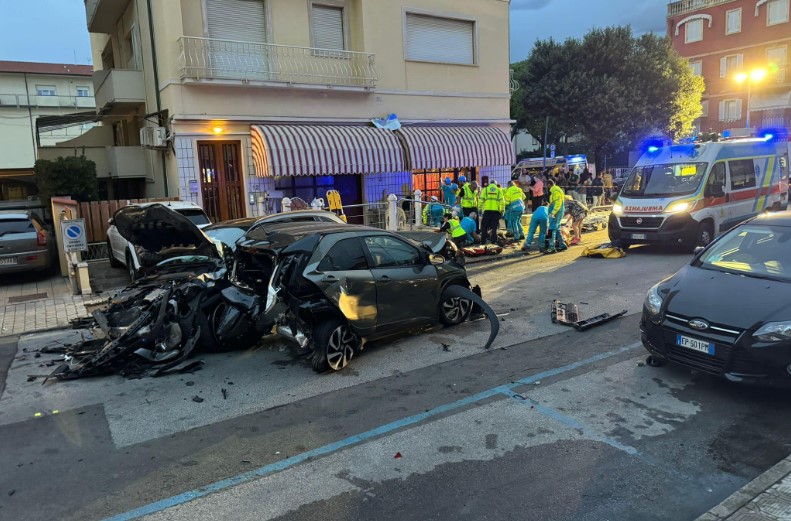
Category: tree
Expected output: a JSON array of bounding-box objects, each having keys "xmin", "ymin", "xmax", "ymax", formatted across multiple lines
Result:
[
  {"xmin": 511, "ymin": 27, "xmax": 705, "ymax": 171},
  {"xmin": 35, "ymin": 155, "xmax": 98, "ymax": 205}
]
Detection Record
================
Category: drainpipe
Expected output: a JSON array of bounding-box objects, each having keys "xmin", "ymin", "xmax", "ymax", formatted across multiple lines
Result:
[
  {"xmin": 23, "ymin": 73, "xmax": 37, "ymax": 162},
  {"xmin": 146, "ymin": 0, "xmax": 169, "ymax": 196}
]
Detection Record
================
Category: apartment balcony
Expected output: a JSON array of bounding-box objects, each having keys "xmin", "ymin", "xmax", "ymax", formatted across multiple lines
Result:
[
  {"xmin": 178, "ymin": 36, "xmax": 378, "ymax": 90},
  {"xmin": 0, "ymin": 94, "xmax": 95, "ymax": 109},
  {"xmin": 93, "ymin": 69, "xmax": 146, "ymax": 114},
  {"xmin": 85, "ymin": 0, "xmax": 128, "ymax": 33},
  {"xmin": 667, "ymin": 0, "xmax": 734, "ymax": 17}
]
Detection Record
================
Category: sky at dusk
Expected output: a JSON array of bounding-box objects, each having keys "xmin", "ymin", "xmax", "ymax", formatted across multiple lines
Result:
[{"xmin": 0, "ymin": 0, "xmax": 669, "ymax": 65}]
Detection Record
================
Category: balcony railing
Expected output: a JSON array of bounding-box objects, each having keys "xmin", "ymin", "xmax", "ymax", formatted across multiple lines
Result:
[
  {"xmin": 0, "ymin": 94, "xmax": 95, "ymax": 109},
  {"xmin": 667, "ymin": 0, "xmax": 735, "ymax": 16},
  {"xmin": 178, "ymin": 36, "xmax": 378, "ymax": 89}
]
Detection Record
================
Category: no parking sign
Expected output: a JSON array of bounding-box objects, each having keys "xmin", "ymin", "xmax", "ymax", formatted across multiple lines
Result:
[{"xmin": 60, "ymin": 219, "xmax": 88, "ymax": 252}]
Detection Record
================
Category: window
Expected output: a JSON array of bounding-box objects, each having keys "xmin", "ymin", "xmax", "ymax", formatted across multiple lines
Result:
[
  {"xmin": 768, "ymin": 0, "xmax": 789, "ymax": 26},
  {"xmin": 310, "ymin": 3, "xmax": 346, "ymax": 51},
  {"xmin": 364, "ymin": 236, "xmax": 422, "ymax": 268},
  {"xmin": 767, "ymin": 45, "xmax": 788, "ymax": 82},
  {"xmin": 685, "ymin": 18, "xmax": 703, "ymax": 43},
  {"xmin": 726, "ymin": 8, "xmax": 742, "ymax": 34},
  {"xmin": 707, "ymin": 162, "xmax": 726, "ymax": 192},
  {"xmin": 404, "ymin": 13, "xmax": 475, "ymax": 65},
  {"xmin": 690, "ymin": 60, "xmax": 702, "ymax": 76},
  {"xmin": 719, "ymin": 99, "xmax": 742, "ymax": 121},
  {"xmin": 275, "ymin": 175, "xmax": 334, "ymax": 205},
  {"xmin": 318, "ymin": 238, "xmax": 369, "ymax": 271},
  {"xmin": 76, "ymin": 86, "xmax": 90, "ymax": 97},
  {"xmin": 701, "ymin": 100, "xmax": 709, "ymax": 118},
  {"xmin": 729, "ymin": 160, "xmax": 757, "ymax": 190},
  {"xmin": 36, "ymin": 85, "xmax": 56, "ymax": 96},
  {"xmin": 720, "ymin": 54, "xmax": 743, "ymax": 77}
]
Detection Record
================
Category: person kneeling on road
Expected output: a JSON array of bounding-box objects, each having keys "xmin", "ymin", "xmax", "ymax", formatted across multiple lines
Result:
[
  {"xmin": 522, "ymin": 201, "xmax": 549, "ymax": 252},
  {"xmin": 440, "ymin": 213, "xmax": 473, "ymax": 247},
  {"xmin": 422, "ymin": 196, "xmax": 445, "ymax": 227}
]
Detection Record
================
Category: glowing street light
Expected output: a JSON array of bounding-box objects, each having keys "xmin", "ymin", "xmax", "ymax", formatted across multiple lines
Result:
[{"xmin": 734, "ymin": 68, "xmax": 768, "ymax": 128}]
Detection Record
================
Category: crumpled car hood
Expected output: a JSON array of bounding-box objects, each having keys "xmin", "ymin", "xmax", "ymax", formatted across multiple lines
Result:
[{"xmin": 114, "ymin": 204, "xmax": 219, "ymax": 260}]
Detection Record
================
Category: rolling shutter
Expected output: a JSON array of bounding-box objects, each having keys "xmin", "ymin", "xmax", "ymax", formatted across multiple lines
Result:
[
  {"xmin": 311, "ymin": 4, "xmax": 345, "ymax": 50},
  {"xmin": 405, "ymin": 13, "xmax": 475, "ymax": 65},
  {"xmin": 207, "ymin": 0, "xmax": 267, "ymax": 43}
]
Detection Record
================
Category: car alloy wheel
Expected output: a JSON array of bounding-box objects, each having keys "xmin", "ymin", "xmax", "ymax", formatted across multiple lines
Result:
[
  {"xmin": 440, "ymin": 296, "xmax": 472, "ymax": 326},
  {"xmin": 326, "ymin": 324, "xmax": 356, "ymax": 371}
]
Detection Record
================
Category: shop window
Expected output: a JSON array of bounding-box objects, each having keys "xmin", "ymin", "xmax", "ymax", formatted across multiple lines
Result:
[
  {"xmin": 275, "ymin": 175, "xmax": 334, "ymax": 204},
  {"xmin": 729, "ymin": 160, "xmax": 756, "ymax": 190}
]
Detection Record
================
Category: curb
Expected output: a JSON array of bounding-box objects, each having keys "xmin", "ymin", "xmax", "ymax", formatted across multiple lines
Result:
[{"xmin": 695, "ymin": 454, "xmax": 791, "ymax": 520}]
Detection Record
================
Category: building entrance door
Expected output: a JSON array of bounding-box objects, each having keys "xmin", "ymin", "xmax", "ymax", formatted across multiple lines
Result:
[{"xmin": 197, "ymin": 141, "xmax": 245, "ymax": 222}]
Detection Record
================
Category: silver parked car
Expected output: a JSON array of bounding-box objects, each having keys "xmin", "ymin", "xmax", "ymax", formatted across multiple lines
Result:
[{"xmin": 0, "ymin": 210, "xmax": 54, "ymax": 275}]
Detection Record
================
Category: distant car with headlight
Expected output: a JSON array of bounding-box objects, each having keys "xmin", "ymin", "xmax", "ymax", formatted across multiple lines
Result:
[
  {"xmin": 609, "ymin": 135, "xmax": 789, "ymax": 251},
  {"xmin": 641, "ymin": 212, "xmax": 791, "ymax": 384}
]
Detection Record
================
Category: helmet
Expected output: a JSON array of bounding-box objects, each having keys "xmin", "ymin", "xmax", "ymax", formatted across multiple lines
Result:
[
  {"xmin": 451, "ymin": 183, "xmax": 458, "ymax": 191},
  {"xmin": 459, "ymin": 175, "xmax": 467, "ymax": 184},
  {"xmin": 430, "ymin": 195, "xmax": 439, "ymax": 202},
  {"xmin": 444, "ymin": 177, "xmax": 452, "ymax": 185}
]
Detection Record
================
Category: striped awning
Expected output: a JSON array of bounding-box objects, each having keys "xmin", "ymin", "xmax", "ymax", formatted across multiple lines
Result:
[
  {"xmin": 396, "ymin": 126, "xmax": 515, "ymax": 170},
  {"xmin": 251, "ymin": 125, "xmax": 405, "ymax": 177}
]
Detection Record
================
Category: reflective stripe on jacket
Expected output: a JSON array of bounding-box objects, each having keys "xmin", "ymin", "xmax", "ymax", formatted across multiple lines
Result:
[
  {"xmin": 461, "ymin": 183, "xmax": 478, "ymax": 208},
  {"xmin": 479, "ymin": 185, "xmax": 504, "ymax": 213}
]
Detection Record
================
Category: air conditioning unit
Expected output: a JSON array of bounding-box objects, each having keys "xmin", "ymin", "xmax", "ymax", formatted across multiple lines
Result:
[{"xmin": 140, "ymin": 126, "xmax": 168, "ymax": 149}]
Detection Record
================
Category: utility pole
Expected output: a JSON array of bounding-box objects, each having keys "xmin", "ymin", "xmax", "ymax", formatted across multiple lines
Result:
[{"xmin": 542, "ymin": 115, "xmax": 549, "ymax": 170}]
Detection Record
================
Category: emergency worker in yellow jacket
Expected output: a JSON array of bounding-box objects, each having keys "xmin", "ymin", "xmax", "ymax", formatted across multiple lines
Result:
[
  {"xmin": 546, "ymin": 179, "xmax": 568, "ymax": 253},
  {"xmin": 478, "ymin": 181, "xmax": 505, "ymax": 245},
  {"xmin": 503, "ymin": 179, "xmax": 526, "ymax": 241}
]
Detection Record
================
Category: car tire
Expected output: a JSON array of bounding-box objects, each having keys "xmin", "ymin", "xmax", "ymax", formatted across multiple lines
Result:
[
  {"xmin": 311, "ymin": 318, "xmax": 359, "ymax": 373},
  {"xmin": 694, "ymin": 221, "xmax": 714, "ymax": 250},
  {"xmin": 439, "ymin": 286, "xmax": 473, "ymax": 326},
  {"xmin": 108, "ymin": 240, "xmax": 122, "ymax": 268},
  {"xmin": 126, "ymin": 250, "xmax": 140, "ymax": 282}
]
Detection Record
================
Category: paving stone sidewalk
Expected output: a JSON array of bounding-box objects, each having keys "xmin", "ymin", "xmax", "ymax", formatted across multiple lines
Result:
[
  {"xmin": 698, "ymin": 455, "xmax": 791, "ymax": 520},
  {"xmin": 0, "ymin": 293, "xmax": 112, "ymax": 337}
]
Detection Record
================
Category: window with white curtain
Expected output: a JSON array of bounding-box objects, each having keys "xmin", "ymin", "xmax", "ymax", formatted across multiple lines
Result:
[
  {"xmin": 690, "ymin": 60, "xmax": 702, "ymax": 76},
  {"xmin": 767, "ymin": 45, "xmax": 788, "ymax": 81},
  {"xmin": 701, "ymin": 100, "xmax": 709, "ymax": 118},
  {"xmin": 768, "ymin": 0, "xmax": 789, "ymax": 25},
  {"xmin": 720, "ymin": 54, "xmax": 743, "ymax": 77},
  {"xmin": 404, "ymin": 13, "xmax": 476, "ymax": 65},
  {"xmin": 725, "ymin": 8, "xmax": 742, "ymax": 34},
  {"xmin": 719, "ymin": 99, "xmax": 742, "ymax": 121},
  {"xmin": 310, "ymin": 3, "xmax": 346, "ymax": 51},
  {"xmin": 685, "ymin": 19, "xmax": 703, "ymax": 43}
]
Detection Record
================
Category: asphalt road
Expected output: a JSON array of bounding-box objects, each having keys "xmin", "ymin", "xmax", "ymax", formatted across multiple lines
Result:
[{"xmin": 2, "ymin": 231, "xmax": 790, "ymax": 521}]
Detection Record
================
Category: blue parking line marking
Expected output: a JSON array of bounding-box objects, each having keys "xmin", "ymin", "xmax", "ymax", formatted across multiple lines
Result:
[{"xmin": 103, "ymin": 342, "xmax": 642, "ymax": 521}]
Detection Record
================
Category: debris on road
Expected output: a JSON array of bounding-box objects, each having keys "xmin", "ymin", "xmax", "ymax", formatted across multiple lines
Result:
[
  {"xmin": 551, "ymin": 300, "xmax": 627, "ymax": 331},
  {"xmin": 221, "ymin": 388, "xmax": 228, "ymax": 399},
  {"xmin": 192, "ymin": 396, "xmax": 204, "ymax": 403},
  {"xmin": 581, "ymin": 243, "xmax": 626, "ymax": 259}
]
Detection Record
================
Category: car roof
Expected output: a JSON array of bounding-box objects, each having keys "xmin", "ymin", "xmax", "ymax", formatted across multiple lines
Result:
[
  {"xmin": 203, "ymin": 217, "xmax": 257, "ymax": 231},
  {"xmin": 240, "ymin": 222, "xmax": 388, "ymax": 251},
  {"xmin": 255, "ymin": 209, "xmax": 344, "ymax": 222},
  {"xmin": 0, "ymin": 210, "xmax": 32, "ymax": 220},
  {"xmin": 751, "ymin": 211, "xmax": 791, "ymax": 228},
  {"xmin": 132, "ymin": 201, "xmax": 202, "ymax": 210}
]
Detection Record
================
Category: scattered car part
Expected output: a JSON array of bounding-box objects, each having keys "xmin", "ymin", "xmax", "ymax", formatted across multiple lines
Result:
[{"xmin": 551, "ymin": 300, "xmax": 626, "ymax": 331}]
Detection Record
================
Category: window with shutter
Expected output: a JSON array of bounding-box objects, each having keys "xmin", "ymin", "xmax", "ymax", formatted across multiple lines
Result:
[
  {"xmin": 768, "ymin": 0, "xmax": 789, "ymax": 26},
  {"xmin": 767, "ymin": 45, "xmax": 788, "ymax": 82},
  {"xmin": 701, "ymin": 100, "xmax": 709, "ymax": 118},
  {"xmin": 685, "ymin": 19, "xmax": 703, "ymax": 43},
  {"xmin": 207, "ymin": 0, "xmax": 267, "ymax": 43},
  {"xmin": 311, "ymin": 4, "xmax": 346, "ymax": 51},
  {"xmin": 404, "ymin": 13, "xmax": 475, "ymax": 65},
  {"xmin": 690, "ymin": 60, "xmax": 702, "ymax": 76},
  {"xmin": 725, "ymin": 8, "xmax": 742, "ymax": 34},
  {"xmin": 720, "ymin": 54, "xmax": 742, "ymax": 78}
]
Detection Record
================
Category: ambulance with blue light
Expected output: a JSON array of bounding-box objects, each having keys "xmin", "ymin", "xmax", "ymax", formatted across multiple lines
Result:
[{"xmin": 608, "ymin": 133, "xmax": 790, "ymax": 250}]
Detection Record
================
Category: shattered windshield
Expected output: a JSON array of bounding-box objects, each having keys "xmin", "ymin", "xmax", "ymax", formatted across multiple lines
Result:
[{"xmin": 621, "ymin": 162, "xmax": 707, "ymax": 197}]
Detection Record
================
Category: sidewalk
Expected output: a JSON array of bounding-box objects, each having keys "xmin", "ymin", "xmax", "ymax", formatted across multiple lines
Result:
[
  {"xmin": 0, "ymin": 293, "xmax": 110, "ymax": 337},
  {"xmin": 697, "ymin": 455, "xmax": 791, "ymax": 520}
]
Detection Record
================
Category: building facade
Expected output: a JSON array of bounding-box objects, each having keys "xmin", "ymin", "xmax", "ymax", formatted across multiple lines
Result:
[
  {"xmin": 667, "ymin": 0, "xmax": 791, "ymax": 135},
  {"xmin": 77, "ymin": 0, "xmax": 514, "ymax": 221},
  {"xmin": 0, "ymin": 61, "xmax": 95, "ymax": 201}
]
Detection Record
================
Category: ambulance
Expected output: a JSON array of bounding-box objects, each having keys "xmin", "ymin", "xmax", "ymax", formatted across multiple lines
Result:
[{"xmin": 608, "ymin": 134, "xmax": 790, "ymax": 250}]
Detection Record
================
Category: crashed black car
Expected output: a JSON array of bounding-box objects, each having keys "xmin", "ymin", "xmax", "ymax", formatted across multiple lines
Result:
[
  {"xmin": 228, "ymin": 222, "xmax": 497, "ymax": 372},
  {"xmin": 641, "ymin": 212, "xmax": 791, "ymax": 385}
]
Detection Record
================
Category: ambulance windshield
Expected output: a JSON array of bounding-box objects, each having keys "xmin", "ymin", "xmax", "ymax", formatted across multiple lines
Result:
[{"xmin": 621, "ymin": 162, "xmax": 707, "ymax": 197}]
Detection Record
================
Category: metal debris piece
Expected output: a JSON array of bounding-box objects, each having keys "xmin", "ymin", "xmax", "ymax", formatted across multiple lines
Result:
[
  {"xmin": 192, "ymin": 396, "xmax": 204, "ymax": 403},
  {"xmin": 221, "ymin": 388, "xmax": 228, "ymax": 400},
  {"xmin": 551, "ymin": 300, "xmax": 627, "ymax": 331}
]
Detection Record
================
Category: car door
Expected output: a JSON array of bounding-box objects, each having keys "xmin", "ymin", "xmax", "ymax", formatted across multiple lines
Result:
[
  {"xmin": 361, "ymin": 234, "xmax": 439, "ymax": 331},
  {"xmin": 312, "ymin": 237, "xmax": 378, "ymax": 336}
]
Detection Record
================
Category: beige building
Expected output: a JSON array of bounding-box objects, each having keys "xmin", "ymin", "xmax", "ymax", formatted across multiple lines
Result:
[
  {"xmin": 0, "ymin": 61, "xmax": 95, "ymax": 201},
  {"xmin": 76, "ymin": 0, "xmax": 514, "ymax": 221}
]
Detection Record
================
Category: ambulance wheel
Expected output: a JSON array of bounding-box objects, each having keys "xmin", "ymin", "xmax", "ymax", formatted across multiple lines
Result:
[{"xmin": 695, "ymin": 221, "xmax": 714, "ymax": 249}]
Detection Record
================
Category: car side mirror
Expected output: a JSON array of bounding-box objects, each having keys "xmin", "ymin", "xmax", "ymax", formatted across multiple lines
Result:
[
  {"xmin": 428, "ymin": 254, "xmax": 445, "ymax": 266},
  {"xmin": 693, "ymin": 246, "xmax": 705, "ymax": 256},
  {"xmin": 107, "ymin": 218, "xmax": 114, "ymax": 226}
]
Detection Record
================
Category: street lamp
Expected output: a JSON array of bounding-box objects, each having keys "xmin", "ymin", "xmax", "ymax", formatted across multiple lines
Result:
[{"xmin": 734, "ymin": 68, "xmax": 768, "ymax": 129}]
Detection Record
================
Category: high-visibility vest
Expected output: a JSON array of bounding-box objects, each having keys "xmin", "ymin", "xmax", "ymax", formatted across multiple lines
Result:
[
  {"xmin": 461, "ymin": 183, "xmax": 477, "ymax": 208},
  {"xmin": 481, "ymin": 185, "xmax": 504, "ymax": 213},
  {"xmin": 448, "ymin": 218, "xmax": 467, "ymax": 238}
]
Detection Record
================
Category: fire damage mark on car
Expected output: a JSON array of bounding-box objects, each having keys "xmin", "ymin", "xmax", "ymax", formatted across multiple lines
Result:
[{"xmin": 43, "ymin": 208, "xmax": 499, "ymax": 381}]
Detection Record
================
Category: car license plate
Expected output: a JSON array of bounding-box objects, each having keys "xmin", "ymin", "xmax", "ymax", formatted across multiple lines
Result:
[
  {"xmin": 676, "ymin": 334, "xmax": 714, "ymax": 355},
  {"xmin": 0, "ymin": 257, "xmax": 17, "ymax": 265},
  {"xmin": 631, "ymin": 233, "xmax": 647, "ymax": 240}
]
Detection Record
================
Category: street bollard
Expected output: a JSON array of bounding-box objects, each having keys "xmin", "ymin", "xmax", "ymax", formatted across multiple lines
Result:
[
  {"xmin": 387, "ymin": 193, "xmax": 398, "ymax": 231},
  {"xmin": 282, "ymin": 197, "xmax": 292, "ymax": 213},
  {"xmin": 414, "ymin": 189, "xmax": 422, "ymax": 228}
]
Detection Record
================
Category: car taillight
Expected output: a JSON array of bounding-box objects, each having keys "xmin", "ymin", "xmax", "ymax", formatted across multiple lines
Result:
[{"xmin": 37, "ymin": 229, "xmax": 47, "ymax": 246}]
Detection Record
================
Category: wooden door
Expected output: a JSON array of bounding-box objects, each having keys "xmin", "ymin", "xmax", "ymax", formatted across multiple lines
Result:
[{"xmin": 197, "ymin": 141, "xmax": 245, "ymax": 222}]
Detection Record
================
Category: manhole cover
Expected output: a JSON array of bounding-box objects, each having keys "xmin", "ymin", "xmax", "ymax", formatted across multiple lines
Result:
[{"xmin": 7, "ymin": 292, "xmax": 48, "ymax": 304}]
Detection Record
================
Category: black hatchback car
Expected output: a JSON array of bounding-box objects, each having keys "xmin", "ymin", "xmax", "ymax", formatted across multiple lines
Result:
[{"xmin": 641, "ymin": 212, "xmax": 791, "ymax": 384}]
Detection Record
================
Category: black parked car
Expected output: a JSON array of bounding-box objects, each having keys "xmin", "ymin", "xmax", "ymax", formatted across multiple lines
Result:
[{"xmin": 641, "ymin": 212, "xmax": 791, "ymax": 384}]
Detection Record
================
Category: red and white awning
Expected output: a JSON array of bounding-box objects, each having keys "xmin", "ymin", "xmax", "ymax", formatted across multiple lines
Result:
[
  {"xmin": 251, "ymin": 125, "xmax": 405, "ymax": 177},
  {"xmin": 396, "ymin": 126, "xmax": 515, "ymax": 170}
]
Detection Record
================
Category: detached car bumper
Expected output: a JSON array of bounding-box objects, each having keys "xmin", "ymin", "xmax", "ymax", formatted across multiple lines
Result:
[
  {"xmin": 641, "ymin": 310, "xmax": 791, "ymax": 385},
  {"xmin": 609, "ymin": 213, "xmax": 698, "ymax": 246}
]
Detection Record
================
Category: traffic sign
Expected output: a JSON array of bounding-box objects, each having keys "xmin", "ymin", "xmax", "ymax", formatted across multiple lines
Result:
[
  {"xmin": 550, "ymin": 144, "xmax": 556, "ymax": 159},
  {"xmin": 60, "ymin": 219, "xmax": 88, "ymax": 253}
]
